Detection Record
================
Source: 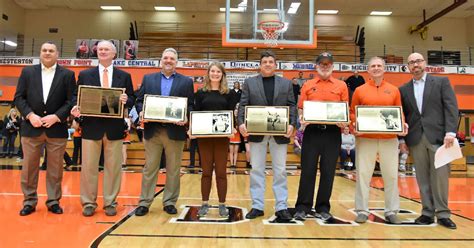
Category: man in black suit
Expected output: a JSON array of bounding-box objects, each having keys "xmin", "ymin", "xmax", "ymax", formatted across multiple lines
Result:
[
  {"xmin": 14, "ymin": 42, "xmax": 76, "ymax": 216},
  {"xmin": 71, "ymin": 40, "xmax": 135, "ymax": 217},
  {"xmin": 399, "ymin": 52, "xmax": 459, "ymax": 229},
  {"xmin": 134, "ymin": 48, "xmax": 194, "ymax": 216}
]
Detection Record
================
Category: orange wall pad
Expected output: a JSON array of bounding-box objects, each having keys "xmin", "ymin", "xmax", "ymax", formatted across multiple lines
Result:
[{"xmin": 1, "ymin": 65, "xmax": 473, "ymax": 110}]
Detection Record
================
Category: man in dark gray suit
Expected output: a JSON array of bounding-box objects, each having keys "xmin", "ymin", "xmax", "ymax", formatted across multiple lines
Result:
[
  {"xmin": 399, "ymin": 52, "xmax": 458, "ymax": 229},
  {"xmin": 238, "ymin": 51, "xmax": 297, "ymax": 221}
]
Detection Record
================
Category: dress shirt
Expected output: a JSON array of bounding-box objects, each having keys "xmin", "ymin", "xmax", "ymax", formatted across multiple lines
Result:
[
  {"xmin": 99, "ymin": 64, "xmax": 113, "ymax": 88},
  {"xmin": 41, "ymin": 63, "xmax": 57, "ymax": 104},
  {"xmin": 161, "ymin": 73, "xmax": 175, "ymax": 96},
  {"xmin": 413, "ymin": 73, "xmax": 427, "ymax": 113}
]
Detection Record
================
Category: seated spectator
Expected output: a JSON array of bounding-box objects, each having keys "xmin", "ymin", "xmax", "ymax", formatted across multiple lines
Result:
[
  {"xmin": 340, "ymin": 126, "xmax": 356, "ymax": 170},
  {"xmin": 294, "ymin": 126, "xmax": 304, "ymax": 156}
]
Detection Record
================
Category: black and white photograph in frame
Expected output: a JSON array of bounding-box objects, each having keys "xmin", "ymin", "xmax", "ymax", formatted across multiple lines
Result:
[
  {"xmin": 245, "ymin": 106, "xmax": 289, "ymax": 136},
  {"xmin": 303, "ymin": 101, "xmax": 349, "ymax": 124},
  {"xmin": 190, "ymin": 111, "xmax": 233, "ymax": 137},
  {"xmin": 143, "ymin": 95, "xmax": 187, "ymax": 123},
  {"xmin": 77, "ymin": 85, "xmax": 125, "ymax": 118},
  {"xmin": 356, "ymin": 106, "xmax": 403, "ymax": 134}
]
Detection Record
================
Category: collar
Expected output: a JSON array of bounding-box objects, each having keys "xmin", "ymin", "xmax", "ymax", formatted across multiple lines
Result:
[
  {"xmin": 315, "ymin": 76, "xmax": 336, "ymax": 84},
  {"xmin": 413, "ymin": 73, "xmax": 427, "ymax": 83},
  {"xmin": 41, "ymin": 63, "xmax": 57, "ymax": 71},
  {"xmin": 99, "ymin": 63, "xmax": 113, "ymax": 72},
  {"xmin": 161, "ymin": 72, "xmax": 176, "ymax": 79},
  {"xmin": 366, "ymin": 78, "xmax": 386, "ymax": 87}
]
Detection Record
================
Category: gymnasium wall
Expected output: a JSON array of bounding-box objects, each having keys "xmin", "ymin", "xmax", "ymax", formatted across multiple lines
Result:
[{"xmin": 2, "ymin": 6, "xmax": 468, "ymax": 63}]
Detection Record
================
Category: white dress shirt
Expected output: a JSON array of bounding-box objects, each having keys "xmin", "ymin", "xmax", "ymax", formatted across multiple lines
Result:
[
  {"xmin": 413, "ymin": 73, "xmax": 427, "ymax": 113},
  {"xmin": 99, "ymin": 64, "xmax": 113, "ymax": 88},
  {"xmin": 41, "ymin": 63, "xmax": 57, "ymax": 104}
]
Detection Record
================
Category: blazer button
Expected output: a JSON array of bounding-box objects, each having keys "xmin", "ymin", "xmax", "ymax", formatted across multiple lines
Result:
[{"xmin": 44, "ymin": 111, "xmax": 47, "ymax": 114}]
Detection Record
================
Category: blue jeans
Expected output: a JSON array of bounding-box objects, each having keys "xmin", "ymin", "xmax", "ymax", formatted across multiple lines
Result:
[{"xmin": 249, "ymin": 136, "xmax": 288, "ymax": 212}]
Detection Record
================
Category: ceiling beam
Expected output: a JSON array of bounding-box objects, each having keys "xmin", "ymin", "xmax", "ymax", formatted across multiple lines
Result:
[{"xmin": 410, "ymin": 0, "xmax": 468, "ymax": 34}]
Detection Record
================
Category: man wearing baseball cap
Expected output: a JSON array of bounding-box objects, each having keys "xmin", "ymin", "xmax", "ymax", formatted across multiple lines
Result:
[{"xmin": 293, "ymin": 52, "xmax": 349, "ymax": 221}]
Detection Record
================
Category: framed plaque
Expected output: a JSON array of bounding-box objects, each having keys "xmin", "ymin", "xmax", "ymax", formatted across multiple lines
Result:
[
  {"xmin": 303, "ymin": 101, "xmax": 349, "ymax": 124},
  {"xmin": 143, "ymin": 95, "xmax": 187, "ymax": 123},
  {"xmin": 245, "ymin": 106, "xmax": 289, "ymax": 136},
  {"xmin": 355, "ymin": 106, "xmax": 404, "ymax": 134},
  {"xmin": 190, "ymin": 111, "xmax": 233, "ymax": 137},
  {"xmin": 77, "ymin": 85, "xmax": 125, "ymax": 118}
]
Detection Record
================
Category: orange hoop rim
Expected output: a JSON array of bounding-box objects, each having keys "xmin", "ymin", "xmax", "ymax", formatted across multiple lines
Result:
[{"xmin": 259, "ymin": 20, "xmax": 285, "ymax": 32}]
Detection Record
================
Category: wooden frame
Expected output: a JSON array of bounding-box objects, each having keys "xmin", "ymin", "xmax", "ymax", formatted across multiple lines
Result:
[
  {"xmin": 77, "ymin": 85, "xmax": 125, "ymax": 118},
  {"xmin": 355, "ymin": 106, "xmax": 404, "ymax": 134},
  {"xmin": 303, "ymin": 101, "xmax": 349, "ymax": 124},
  {"xmin": 190, "ymin": 111, "xmax": 234, "ymax": 137},
  {"xmin": 143, "ymin": 94, "xmax": 187, "ymax": 123},
  {"xmin": 245, "ymin": 106, "xmax": 289, "ymax": 136}
]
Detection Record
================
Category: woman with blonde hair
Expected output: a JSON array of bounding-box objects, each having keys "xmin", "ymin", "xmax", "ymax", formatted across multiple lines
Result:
[
  {"xmin": 2, "ymin": 108, "xmax": 21, "ymax": 158},
  {"xmin": 190, "ymin": 62, "xmax": 235, "ymax": 217}
]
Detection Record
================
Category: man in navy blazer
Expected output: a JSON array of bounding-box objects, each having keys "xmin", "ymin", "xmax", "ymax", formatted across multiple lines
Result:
[
  {"xmin": 71, "ymin": 40, "xmax": 135, "ymax": 217},
  {"xmin": 14, "ymin": 42, "xmax": 76, "ymax": 216},
  {"xmin": 399, "ymin": 53, "xmax": 459, "ymax": 229},
  {"xmin": 134, "ymin": 48, "xmax": 194, "ymax": 216}
]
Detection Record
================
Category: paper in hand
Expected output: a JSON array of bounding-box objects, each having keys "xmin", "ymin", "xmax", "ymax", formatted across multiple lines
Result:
[{"xmin": 434, "ymin": 139, "xmax": 463, "ymax": 169}]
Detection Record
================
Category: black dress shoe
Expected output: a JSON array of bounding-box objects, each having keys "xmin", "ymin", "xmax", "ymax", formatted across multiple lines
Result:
[
  {"xmin": 48, "ymin": 204, "xmax": 63, "ymax": 214},
  {"xmin": 19, "ymin": 205, "xmax": 36, "ymax": 216},
  {"xmin": 414, "ymin": 215, "xmax": 434, "ymax": 225},
  {"xmin": 135, "ymin": 206, "xmax": 149, "ymax": 216},
  {"xmin": 163, "ymin": 205, "xmax": 177, "ymax": 215},
  {"xmin": 275, "ymin": 209, "xmax": 292, "ymax": 221},
  {"xmin": 245, "ymin": 208, "xmax": 264, "ymax": 219},
  {"xmin": 437, "ymin": 218, "xmax": 457, "ymax": 229}
]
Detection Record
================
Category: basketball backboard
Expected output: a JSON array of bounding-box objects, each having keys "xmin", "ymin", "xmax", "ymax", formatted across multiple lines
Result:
[{"xmin": 222, "ymin": 0, "xmax": 316, "ymax": 49}]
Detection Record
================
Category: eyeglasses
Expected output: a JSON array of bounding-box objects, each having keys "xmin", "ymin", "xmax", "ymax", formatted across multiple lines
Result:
[{"xmin": 408, "ymin": 59, "xmax": 425, "ymax": 65}]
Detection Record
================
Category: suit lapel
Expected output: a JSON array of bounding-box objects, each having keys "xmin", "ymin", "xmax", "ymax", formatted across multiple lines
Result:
[
  {"xmin": 406, "ymin": 81, "xmax": 421, "ymax": 115},
  {"xmin": 34, "ymin": 65, "xmax": 45, "ymax": 104},
  {"xmin": 255, "ymin": 75, "xmax": 268, "ymax": 105},
  {"xmin": 111, "ymin": 67, "xmax": 121, "ymax": 88},
  {"xmin": 92, "ymin": 67, "xmax": 101, "ymax": 87},
  {"xmin": 169, "ymin": 73, "xmax": 179, "ymax": 96},
  {"xmin": 272, "ymin": 76, "xmax": 281, "ymax": 104},
  {"xmin": 156, "ymin": 73, "xmax": 163, "ymax": 95},
  {"xmin": 421, "ymin": 74, "xmax": 434, "ymax": 114},
  {"xmin": 45, "ymin": 66, "xmax": 62, "ymax": 104}
]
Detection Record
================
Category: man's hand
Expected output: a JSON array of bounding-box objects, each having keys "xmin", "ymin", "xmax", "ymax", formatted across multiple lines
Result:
[
  {"xmin": 284, "ymin": 125, "xmax": 294, "ymax": 138},
  {"xmin": 299, "ymin": 115, "xmax": 308, "ymax": 128},
  {"xmin": 187, "ymin": 130, "xmax": 196, "ymax": 140},
  {"xmin": 444, "ymin": 135, "xmax": 456, "ymax": 148},
  {"xmin": 176, "ymin": 117, "xmax": 187, "ymax": 126},
  {"xmin": 71, "ymin": 105, "xmax": 81, "ymax": 117},
  {"xmin": 28, "ymin": 113, "xmax": 43, "ymax": 128},
  {"xmin": 399, "ymin": 143, "xmax": 409, "ymax": 154},
  {"xmin": 399, "ymin": 123, "xmax": 409, "ymax": 137},
  {"xmin": 119, "ymin": 93, "xmax": 128, "ymax": 105},
  {"xmin": 239, "ymin": 124, "xmax": 249, "ymax": 137},
  {"xmin": 41, "ymin": 114, "xmax": 60, "ymax": 128},
  {"xmin": 336, "ymin": 122, "xmax": 347, "ymax": 128}
]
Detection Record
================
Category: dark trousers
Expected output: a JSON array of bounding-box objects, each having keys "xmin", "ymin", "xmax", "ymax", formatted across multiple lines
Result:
[
  {"xmin": 295, "ymin": 124, "xmax": 341, "ymax": 214},
  {"xmin": 189, "ymin": 139, "xmax": 200, "ymax": 166},
  {"xmin": 72, "ymin": 137, "xmax": 82, "ymax": 164},
  {"xmin": 198, "ymin": 138, "xmax": 229, "ymax": 202},
  {"xmin": 340, "ymin": 149, "xmax": 356, "ymax": 167},
  {"xmin": 3, "ymin": 132, "xmax": 17, "ymax": 154}
]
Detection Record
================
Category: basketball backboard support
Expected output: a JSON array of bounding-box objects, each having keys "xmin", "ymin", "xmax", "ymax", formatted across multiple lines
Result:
[{"xmin": 222, "ymin": 0, "xmax": 316, "ymax": 49}]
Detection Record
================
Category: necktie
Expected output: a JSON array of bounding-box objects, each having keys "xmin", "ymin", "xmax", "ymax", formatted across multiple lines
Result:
[{"xmin": 103, "ymin": 68, "xmax": 109, "ymax": 88}]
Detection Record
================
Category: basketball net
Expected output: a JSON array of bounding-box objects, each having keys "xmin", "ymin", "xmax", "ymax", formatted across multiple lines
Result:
[{"xmin": 259, "ymin": 21, "xmax": 285, "ymax": 48}]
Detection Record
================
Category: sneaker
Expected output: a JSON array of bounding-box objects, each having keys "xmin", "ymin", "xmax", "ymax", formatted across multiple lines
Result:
[
  {"xmin": 198, "ymin": 204, "xmax": 210, "ymax": 217},
  {"xmin": 82, "ymin": 206, "xmax": 95, "ymax": 217},
  {"xmin": 293, "ymin": 210, "xmax": 306, "ymax": 221},
  {"xmin": 315, "ymin": 211, "xmax": 333, "ymax": 221},
  {"xmin": 218, "ymin": 204, "xmax": 229, "ymax": 217},
  {"xmin": 385, "ymin": 214, "xmax": 402, "ymax": 224},
  {"xmin": 355, "ymin": 213, "xmax": 368, "ymax": 223},
  {"xmin": 105, "ymin": 206, "xmax": 117, "ymax": 216},
  {"xmin": 399, "ymin": 164, "xmax": 406, "ymax": 172}
]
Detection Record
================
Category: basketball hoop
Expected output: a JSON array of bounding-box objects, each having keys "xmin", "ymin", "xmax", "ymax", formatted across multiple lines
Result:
[{"xmin": 259, "ymin": 21, "xmax": 285, "ymax": 47}]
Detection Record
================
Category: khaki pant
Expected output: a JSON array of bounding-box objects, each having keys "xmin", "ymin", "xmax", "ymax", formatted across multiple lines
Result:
[
  {"xmin": 138, "ymin": 129, "xmax": 184, "ymax": 208},
  {"xmin": 80, "ymin": 136, "xmax": 123, "ymax": 209},
  {"xmin": 355, "ymin": 137, "xmax": 400, "ymax": 217},
  {"xmin": 21, "ymin": 134, "xmax": 67, "ymax": 207}
]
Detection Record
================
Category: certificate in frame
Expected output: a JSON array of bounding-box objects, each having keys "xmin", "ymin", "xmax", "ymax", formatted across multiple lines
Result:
[
  {"xmin": 245, "ymin": 106, "xmax": 289, "ymax": 136},
  {"xmin": 77, "ymin": 85, "xmax": 125, "ymax": 118},
  {"xmin": 143, "ymin": 95, "xmax": 187, "ymax": 123},
  {"xmin": 356, "ymin": 106, "xmax": 404, "ymax": 134},
  {"xmin": 190, "ymin": 111, "xmax": 233, "ymax": 137},
  {"xmin": 303, "ymin": 101, "xmax": 349, "ymax": 124}
]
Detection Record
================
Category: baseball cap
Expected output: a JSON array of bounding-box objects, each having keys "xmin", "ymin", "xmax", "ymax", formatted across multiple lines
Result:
[{"xmin": 316, "ymin": 52, "xmax": 334, "ymax": 64}]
